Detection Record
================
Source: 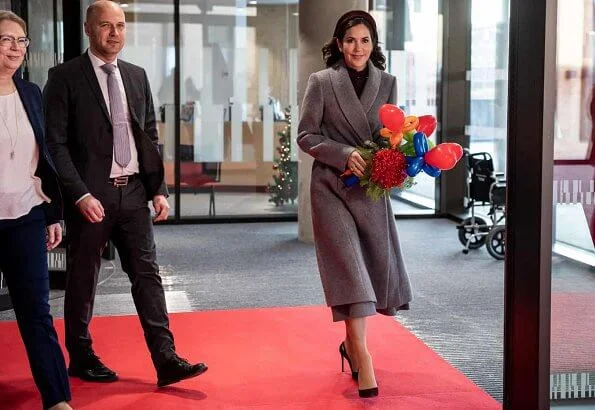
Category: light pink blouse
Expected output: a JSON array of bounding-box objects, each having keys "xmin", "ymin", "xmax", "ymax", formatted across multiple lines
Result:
[{"xmin": 0, "ymin": 90, "xmax": 50, "ymax": 220}]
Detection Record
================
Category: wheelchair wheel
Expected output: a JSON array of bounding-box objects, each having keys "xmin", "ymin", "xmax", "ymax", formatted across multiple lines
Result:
[
  {"xmin": 457, "ymin": 216, "xmax": 489, "ymax": 249},
  {"xmin": 486, "ymin": 225, "xmax": 506, "ymax": 260}
]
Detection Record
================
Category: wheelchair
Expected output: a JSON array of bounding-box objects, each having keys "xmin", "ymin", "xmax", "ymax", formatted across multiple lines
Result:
[{"xmin": 456, "ymin": 151, "xmax": 506, "ymax": 260}]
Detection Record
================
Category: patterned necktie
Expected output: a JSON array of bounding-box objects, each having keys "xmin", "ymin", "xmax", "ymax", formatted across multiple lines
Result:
[{"xmin": 101, "ymin": 63, "xmax": 131, "ymax": 167}]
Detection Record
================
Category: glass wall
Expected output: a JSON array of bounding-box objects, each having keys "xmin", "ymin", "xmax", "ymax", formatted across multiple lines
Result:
[
  {"xmin": 81, "ymin": 0, "xmax": 178, "ymax": 216},
  {"xmin": 178, "ymin": 1, "xmax": 298, "ymax": 218},
  {"xmin": 371, "ymin": 0, "xmax": 442, "ymax": 212},
  {"xmin": 80, "ymin": 0, "xmax": 298, "ymax": 219},
  {"xmin": 468, "ymin": 0, "xmax": 509, "ymax": 174},
  {"xmin": 26, "ymin": 0, "xmax": 63, "ymax": 86},
  {"xmin": 462, "ymin": 0, "xmax": 509, "ymax": 261},
  {"xmin": 2, "ymin": 0, "xmax": 63, "ymax": 86},
  {"xmin": 550, "ymin": 0, "xmax": 595, "ymax": 404},
  {"xmin": 74, "ymin": 1, "xmax": 448, "ymax": 220}
]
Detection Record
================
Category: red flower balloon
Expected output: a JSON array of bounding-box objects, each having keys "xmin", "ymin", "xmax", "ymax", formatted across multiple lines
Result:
[
  {"xmin": 417, "ymin": 115, "xmax": 437, "ymax": 137},
  {"xmin": 370, "ymin": 149, "xmax": 408, "ymax": 189},
  {"xmin": 424, "ymin": 143, "xmax": 464, "ymax": 170},
  {"xmin": 379, "ymin": 104, "xmax": 406, "ymax": 132}
]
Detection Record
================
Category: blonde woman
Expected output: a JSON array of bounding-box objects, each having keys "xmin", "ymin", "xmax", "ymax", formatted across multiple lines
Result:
[{"xmin": 0, "ymin": 10, "xmax": 72, "ymax": 410}]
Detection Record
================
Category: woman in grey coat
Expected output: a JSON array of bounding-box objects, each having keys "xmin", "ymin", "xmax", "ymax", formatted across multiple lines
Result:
[{"xmin": 297, "ymin": 10, "xmax": 412, "ymax": 398}]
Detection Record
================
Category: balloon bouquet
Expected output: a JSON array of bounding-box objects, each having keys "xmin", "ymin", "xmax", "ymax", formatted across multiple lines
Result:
[{"xmin": 341, "ymin": 104, "xmax": 463, "ymax": 201}]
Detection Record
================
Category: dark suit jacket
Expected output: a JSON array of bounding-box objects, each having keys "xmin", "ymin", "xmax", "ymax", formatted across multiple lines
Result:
[
  {"xmin": 13, "ymin": 75, "xmax": 62, "ymax": 225},
  {"xmin": 43, "ymin": 51, "xmax": 167, "ymax": 208}
]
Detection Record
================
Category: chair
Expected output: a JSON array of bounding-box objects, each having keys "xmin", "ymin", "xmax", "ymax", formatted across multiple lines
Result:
[{"xmin": 164, "ymin": 161, "xmax": 221, "ymax": 216}]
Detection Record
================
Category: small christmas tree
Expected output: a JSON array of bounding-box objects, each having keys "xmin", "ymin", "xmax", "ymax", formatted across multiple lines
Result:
[{"xmin": 268, "ymin": 108, "xmax": 298, "ymax": 206}]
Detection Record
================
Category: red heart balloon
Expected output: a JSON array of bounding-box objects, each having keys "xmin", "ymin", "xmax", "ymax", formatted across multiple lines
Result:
[
  {"xmin": 424, "ymin": 143, "xmax": 463, "ymax": 170},
  {"xmin": 445, "ymin": 143, "xmax": 464, "ymax": 161},
  {"xmin": 379, "ymin": 104, "xmax": 405, "ymax": 132},
  {"xmin": 417, "ymin": 115, "xmax": 437, "ymax": 137}
]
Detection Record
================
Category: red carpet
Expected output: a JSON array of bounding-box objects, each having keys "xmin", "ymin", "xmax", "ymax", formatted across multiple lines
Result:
[
  {"xmin": 551, "ymin": 292, "xmax": 595, "ymax": 373},
  {"xmin": 0, "ymin": 306, "xmax": 499, "ymax": 409}
]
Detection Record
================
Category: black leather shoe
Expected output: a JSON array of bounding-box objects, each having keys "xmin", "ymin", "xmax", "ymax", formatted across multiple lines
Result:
[
  {"xmin": 157, "ymin": 356, "xmax": 208, "ymax": 387},
  {"xmin": 68, "ymin": 349, "xmax": 118, "ymax": 383}
]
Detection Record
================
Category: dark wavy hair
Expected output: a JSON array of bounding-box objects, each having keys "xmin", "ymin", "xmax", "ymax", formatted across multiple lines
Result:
[{"xmin": 322, "ymin": 13, "xmax": 386, "ymax": 71}]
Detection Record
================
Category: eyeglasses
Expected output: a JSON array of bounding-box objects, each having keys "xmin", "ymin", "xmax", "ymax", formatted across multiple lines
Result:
[{"xmin": 0, "ymin": 35, "xmax": 30, "ymax": 48}]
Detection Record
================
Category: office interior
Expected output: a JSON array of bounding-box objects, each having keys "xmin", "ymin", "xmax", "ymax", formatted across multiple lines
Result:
[{"xmin": 0, "ymin": 0, "xmax": 593, "ymax": 408}]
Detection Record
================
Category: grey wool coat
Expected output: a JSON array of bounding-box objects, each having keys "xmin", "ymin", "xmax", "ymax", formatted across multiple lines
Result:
[{"xmin": 297, "ymin": 59, "xmax": 413, "ymax": 313}]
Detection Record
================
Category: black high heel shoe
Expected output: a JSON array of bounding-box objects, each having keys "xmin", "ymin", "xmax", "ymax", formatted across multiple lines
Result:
[
  {"xmin": 339, "ymin": 342, "xmax": 358, "ymax": 381},
  {"xmin": 358, "ymin": 385, "xmax": 379, "ymax": 398},
  {"xmin": 357, "ymin": 355, "xmax": 379, "ymax": 398}
]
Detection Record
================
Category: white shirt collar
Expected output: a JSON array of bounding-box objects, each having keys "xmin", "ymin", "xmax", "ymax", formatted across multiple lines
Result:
[{"xmin": 88, "ymin": 48, "xmax": 119, "ymax": 70}]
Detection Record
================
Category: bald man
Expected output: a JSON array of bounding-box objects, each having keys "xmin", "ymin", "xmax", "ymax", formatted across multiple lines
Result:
[{"xmin": 44, "ymin": 1, "xmax": 207, "ymax": 387}]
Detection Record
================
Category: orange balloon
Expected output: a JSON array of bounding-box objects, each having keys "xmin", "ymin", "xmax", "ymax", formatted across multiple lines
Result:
[
  {"xmin": 379, "ymin": 104, "xmax": 406, "ymax": 132},
  {"xmin": 380, "ymin": 128, "xmax": 403, "ymax": 149},
  {"xmin": 379, "ymin": 127, "xmax": 393, "ymax": 138},
  {"xmin": 390, "ymin": 132, "xmax": 403, "ymax": 148},
  {"xmin": 402, "ymin": 116, "xmax": 419, "ymax": 132}
]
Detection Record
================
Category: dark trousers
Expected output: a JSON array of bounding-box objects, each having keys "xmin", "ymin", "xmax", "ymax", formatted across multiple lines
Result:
[
  {"xmin": 0, "ymin": 205, "xmax": 71, "ymax": 409},
  {"xmin": 64, "ymin": 178, "xmax": 175, "ymax": 369}
]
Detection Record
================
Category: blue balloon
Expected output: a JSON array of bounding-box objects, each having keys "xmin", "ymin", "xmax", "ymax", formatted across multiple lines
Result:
[
  {"xmin": 413, "ymin": 132, "xmax": 429, "ymax": 156},
  {"xmin": 406, "ymin": 157, "xmax": 424, "ymax": 177},
  {"xmin": 406, "ymin": 132, "xmax": 435, "ymax": 178},
  {"xmin": 342, "ymin": 174, "xmax": 360, "ymax": 187},
  {"xmin": 422, "ymin": 163, "xmax": 441, "ymax": 177}
]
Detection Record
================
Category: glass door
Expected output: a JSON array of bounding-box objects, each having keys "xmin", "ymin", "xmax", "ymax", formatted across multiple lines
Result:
[
  {"xmin": 26, "ymin": 0, "xmax": 63, "ymax": 87},
  {"xmin": 179, "ymin": 1, "xmax": 299, "ymax": 218},
  {"xmin": 371, "ymin": 0, "xmax": 442, "ymax": 214},
  {"xmin": 468, "ymin": 0, "xmax": 509, "ymax": 174},
  {"xmin": 550, "ymin": 0, "xmax": 595, "ymax": 404}
]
